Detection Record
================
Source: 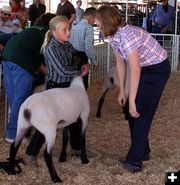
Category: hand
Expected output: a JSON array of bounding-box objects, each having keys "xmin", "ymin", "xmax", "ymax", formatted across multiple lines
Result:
[
  {"xmin": 38, "ymin": 64, "xmax": 47, "ymax": 75},
  {"xmin": 117, "ymin": 92, "xmax": 126, "ymax": 107},
  {"xmin": 81, "ymin": 64, "xmax": 90, "ymax": 76},
  {"xmin": 161, "ymin": 27, "xmax": 168, "ymax": 33},
  {"xmin": 129, "ymin": 100, "xmax": 140, "ymax": 118},
  {"xmin": 0, "ymin": 43, "xmax": 4, "ymax": 51}
]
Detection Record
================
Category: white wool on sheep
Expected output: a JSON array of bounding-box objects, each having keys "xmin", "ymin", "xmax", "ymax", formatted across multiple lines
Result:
[{"xmin": 15, "ymin": 76, "xmax": 90, "ymax": 152}]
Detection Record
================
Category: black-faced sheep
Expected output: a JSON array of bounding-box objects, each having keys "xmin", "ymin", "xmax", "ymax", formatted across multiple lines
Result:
[
  {"xmin": 96, "ymin": 66, "xmax": 129, "ymax": 118},
  {"xmin": 8, "ymin": 76, "xmax": 90, "ymax": 183}
]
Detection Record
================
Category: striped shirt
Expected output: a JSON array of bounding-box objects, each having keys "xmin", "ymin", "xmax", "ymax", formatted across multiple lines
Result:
[
  {"xmin": 44, "ymin": 37, "xmax": 81, "ymax": 84},
  {"xmin": 109, "ymin": 25, "xmax": 167, "ymax": 67},
  {"xmin": 69, "ymin": 19, "xmax": 97, "ymax": 65}
]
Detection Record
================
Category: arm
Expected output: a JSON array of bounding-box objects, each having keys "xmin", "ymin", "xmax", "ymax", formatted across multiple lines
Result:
[
  {"xmin": 115, "ymin": 53, "xmax": 126, "ymax": 107},
  {"xmin": 45, "ymin": 45, "xmax": 81, "ymax": 77},
  {"xmin": 84, "ymin": 26, "xmax": 98, "ymax": 67},
  {"xmin": 128, "ymin": 50, "xmax": 141, "ymax": 118},
  {"xmin": 69, "ymin": 13, "xmax": 76, "ymax": 25},
  {"xmin": 162, "ymin": 6, "xmax": 174, "ymax": 33},
  {"xmin": 151, "ymin": 7, "xmax": 156, "ymax": 26}
]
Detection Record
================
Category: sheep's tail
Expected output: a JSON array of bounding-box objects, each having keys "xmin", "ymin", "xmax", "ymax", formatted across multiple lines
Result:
[
  {"xmin": 14, "ymin": 108, "xmax": 32, "ymax": 147},
  {"xmin": 23, "ymin": 108, "xmax": 31, "ymax": 122}
]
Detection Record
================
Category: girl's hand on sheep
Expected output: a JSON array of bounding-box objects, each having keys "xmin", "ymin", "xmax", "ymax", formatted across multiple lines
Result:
[
  {"xmin": 117, "ymin": 92, "xmax": 126, "ymax": 107},
  {"xmin": 129, "ymin": 100, "xmax": 140, "ymax": 118},
  {"xmin": 81, "ymin": 64, "xmax": 90, "ymax": 76}
]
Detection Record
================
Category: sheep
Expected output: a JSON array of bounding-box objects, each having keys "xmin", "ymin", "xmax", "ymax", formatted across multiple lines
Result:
[
  {"xmin": 8, "ymin": 75, "xmax": 90, "ymax": 183},
  {"xmin": 96, "ymin": 65, "xmax": 130, "ymax": 118}
]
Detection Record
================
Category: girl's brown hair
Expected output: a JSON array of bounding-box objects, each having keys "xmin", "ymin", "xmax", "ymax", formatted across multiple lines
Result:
[{"xmin": 96, "ymin": 5, "xmax": 123, "ymax": 37}]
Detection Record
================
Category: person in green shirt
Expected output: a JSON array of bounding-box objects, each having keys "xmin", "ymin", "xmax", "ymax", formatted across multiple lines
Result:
[{"xmin": 2, "ymin": 13, "xmax": 55, "ymax": 143}]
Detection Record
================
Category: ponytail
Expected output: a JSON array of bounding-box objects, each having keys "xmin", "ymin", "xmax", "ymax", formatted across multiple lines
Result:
[{"xmin": 40, "ymin": 30, "xmax": 52, "ymax": 54}]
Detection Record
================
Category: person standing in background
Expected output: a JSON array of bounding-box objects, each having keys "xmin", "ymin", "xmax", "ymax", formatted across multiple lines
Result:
[
  {"xmin": 74, "ymin": 0, "xmax": 84, "ymax": 25},
  {"xmin": 0, "ymin": 6, "xmax": 22, "ymax": 46},
  {"xmin": 1, "ymin": 13, "xmax": 55, "ymax": 143},
  {"xmin": 152, "ymin": 0, "xmax": 174, "ymax": 34},
  {"xmin": 146, "ymin": 1, "xmax": 156, "ymax": 33},
  {"xmin": 56, "ymin": 0, "xmax": 76, "ymax": 25},
  {"xmin": 10, "ymin": 0, "xmax": 22, "ymax": 15},
  {"xmin": 70, "ymin": 7, "xmax": 98, "ymax": 90},
  {"xmin": 29, "ymin": 0, "xmax": 46, "ymax": 26}
]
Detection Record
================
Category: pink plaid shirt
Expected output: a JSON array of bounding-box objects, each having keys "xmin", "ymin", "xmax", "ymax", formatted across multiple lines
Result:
[{"xmin": 109, "ymin": 25, "xmax": 167, "ymax": 67}]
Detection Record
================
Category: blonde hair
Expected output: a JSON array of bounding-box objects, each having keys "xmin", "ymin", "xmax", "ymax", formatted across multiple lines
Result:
[
  {"xmin": 41, "ymin": 15, "xmax": 69, "ymax": 53},
  {"xmin": 96, "ymin": 5, "xmax": 123, "ymax": 37}
]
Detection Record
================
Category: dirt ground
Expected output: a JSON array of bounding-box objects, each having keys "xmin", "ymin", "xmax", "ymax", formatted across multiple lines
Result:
[{"xmin": 0, "ymin": 71, "xmax": 179, "ymax": 185}]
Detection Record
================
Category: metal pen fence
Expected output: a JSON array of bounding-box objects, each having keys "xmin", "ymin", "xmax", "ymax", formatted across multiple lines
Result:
[{"xmin": 90, "ymin": 34, "xmax": 180, "ymax": 81}]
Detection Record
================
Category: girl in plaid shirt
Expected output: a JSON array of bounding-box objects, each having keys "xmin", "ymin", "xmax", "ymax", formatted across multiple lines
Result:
[{"xmin": 96, "ymin": 5, "xmax": 171, "ymax": 173}]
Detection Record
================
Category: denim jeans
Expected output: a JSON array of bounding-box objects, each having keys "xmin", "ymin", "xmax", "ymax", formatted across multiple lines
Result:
[
  {"xmin": 2, "ymin": 61, "xmax": 32, "ymax": 139},
  {"xmin": 0, "ymin": 32, "xmax": 13, "ymax": 45}
]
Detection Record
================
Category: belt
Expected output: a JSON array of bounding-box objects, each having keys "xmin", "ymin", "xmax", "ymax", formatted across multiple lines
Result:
[{"xmin": 46, "ymin": 80, "xmax": 71, "ymax": 89}]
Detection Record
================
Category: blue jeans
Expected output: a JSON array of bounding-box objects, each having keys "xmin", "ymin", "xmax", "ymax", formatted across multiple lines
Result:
[
  {"xmin": 2, "ymin": 61, "xmax": 33, "ymax": 139},
  {"xmin": 126, "ymin": 60, "xmax": 171, "ymax": 167},
  {"xmin": 0, "ymin": 32, "xmax": 13, "ymax": 45}
]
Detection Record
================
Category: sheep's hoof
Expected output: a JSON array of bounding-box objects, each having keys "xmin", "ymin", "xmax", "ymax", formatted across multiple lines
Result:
[
  {"xmin": 59, "ymin": 154, "xmax": 66, "ymax": 162},
  {"xmin": 52, "ymin": 176, "xmax": 62, "ymax": 183},
  {"xmin": 81, "ymin": 158, "xmax": 89, "ymax": 164},
  {"xmin": 96, "ymin": 112, "xmax": 101, "ymax": 118}
]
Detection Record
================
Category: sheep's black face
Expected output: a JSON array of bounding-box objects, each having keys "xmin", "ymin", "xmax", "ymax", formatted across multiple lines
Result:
[{"xmin": 72, "ymin": 51, "xmax": 88, "ymax": 67}]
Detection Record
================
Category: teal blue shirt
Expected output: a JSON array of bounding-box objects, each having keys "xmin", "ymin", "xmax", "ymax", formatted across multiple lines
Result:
[{"xmin": 2, "ymin": 26, "xmax": 48, "ymax": 75}]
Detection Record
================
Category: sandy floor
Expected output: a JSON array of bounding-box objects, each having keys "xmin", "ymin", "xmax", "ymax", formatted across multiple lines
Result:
[{"xmin": 0, "ymin": 71, "xmax": 179, "ymax": 185}]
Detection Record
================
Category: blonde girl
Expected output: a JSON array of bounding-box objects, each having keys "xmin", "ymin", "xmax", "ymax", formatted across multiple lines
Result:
[{"xmin": 24, "ymin": 16, "xmax": 89, "ymax": 163}]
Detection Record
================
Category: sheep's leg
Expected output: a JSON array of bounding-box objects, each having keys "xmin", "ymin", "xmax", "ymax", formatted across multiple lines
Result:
[
  {"xmin": 122, "ymin": 99, "xmax": 129, "ymax": 120},
  {"xmin": 96, "ymin": 89, "xmax": 109, "ymax": 118},
  {"xmin": 44, "ymin": 132, "xmax": 62, "ymax": 183},
  {"xmin": 80, "ymin": 118, "xmax": 89, "ymax": 164},
  {"xmin": 44, "ymin": 149, "xmax": 62, "ymax": 183},
  {"xmin": 59, "ymin": 127, "xmax": 68, "ymax": 162},
  {"xmin": 8, "ymin": 127, "xmax": 29, "ymax": 174},
  {"xmin": 80, "ymin": 131, "xmax": 89, "ymax": 164}
]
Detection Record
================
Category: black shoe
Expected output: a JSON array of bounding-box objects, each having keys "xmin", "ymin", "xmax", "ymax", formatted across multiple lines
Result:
[{"xmin": 123, "ymin": 161, "xmax": 142, "ymax": 173}]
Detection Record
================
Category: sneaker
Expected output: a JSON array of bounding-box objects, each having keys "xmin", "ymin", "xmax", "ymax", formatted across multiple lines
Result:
[
  {"xmin": 23, "ymin": 154, "xmax": 38, "ymax": 167},
  {"xmin": 5, "ymin": 137, "xmax": 14, "ymax": 144}
]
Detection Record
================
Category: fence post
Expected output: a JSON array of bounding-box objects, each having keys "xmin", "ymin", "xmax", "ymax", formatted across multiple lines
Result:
[{"xmin": 107, "ymin": 42, "xmax": 110, "ymax": 73}]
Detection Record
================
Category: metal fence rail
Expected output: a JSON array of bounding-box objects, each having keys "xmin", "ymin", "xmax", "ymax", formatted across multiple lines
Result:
[{"xmin": 90, "ymin": 34, "xmax": 180, "ymax": 81}]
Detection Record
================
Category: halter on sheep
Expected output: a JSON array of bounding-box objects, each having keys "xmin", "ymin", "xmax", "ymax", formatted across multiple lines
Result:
[{"xmin": 6, "ymin": 75, "xmax": 90, "ymax": 183}]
